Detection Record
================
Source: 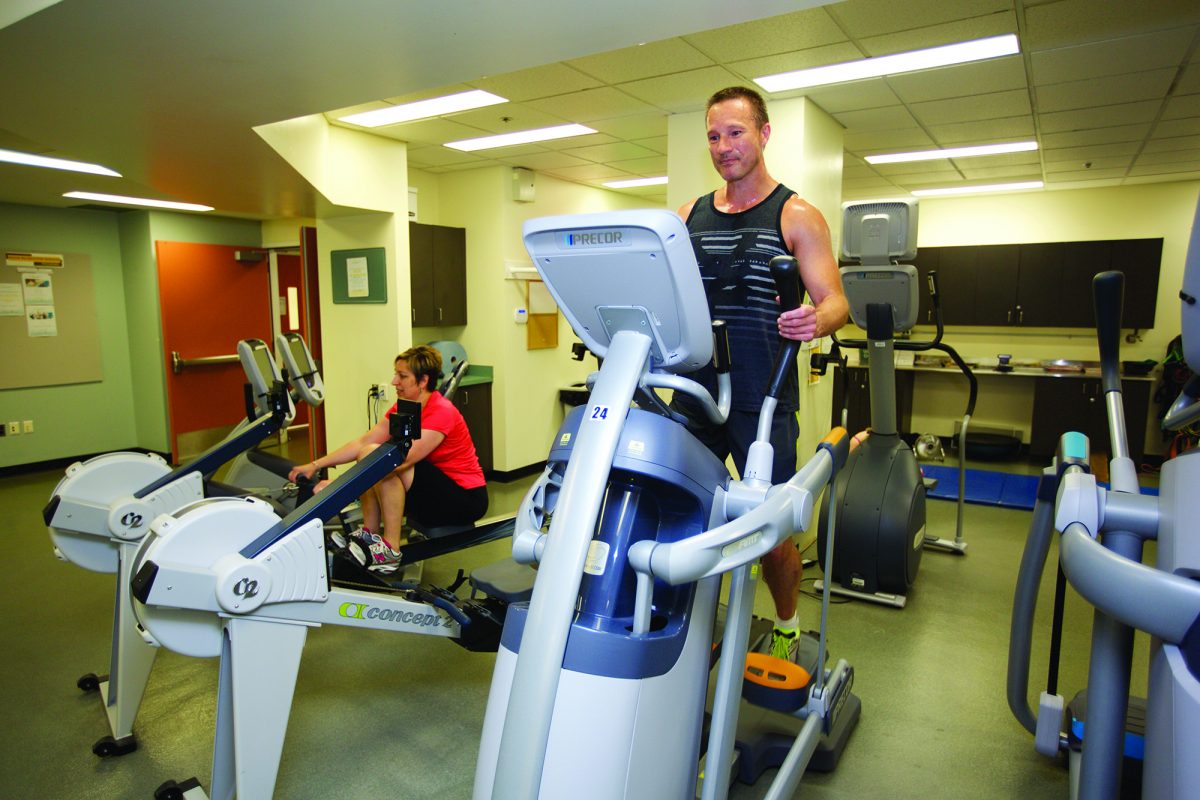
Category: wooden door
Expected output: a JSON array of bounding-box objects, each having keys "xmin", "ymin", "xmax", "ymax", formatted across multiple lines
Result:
[{"xmin": 157, "ymin": 241, "xmax": 272, "ymax": 462}]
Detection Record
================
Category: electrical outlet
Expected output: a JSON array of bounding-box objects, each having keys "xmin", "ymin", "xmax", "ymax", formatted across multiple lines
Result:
[
  {"xmin": 22, "ymin": 420, "xmax": 33, "ymax": 433},
  {"xmin": 6, "ymin": 421, "xmax": 20, "ymax": 436}
]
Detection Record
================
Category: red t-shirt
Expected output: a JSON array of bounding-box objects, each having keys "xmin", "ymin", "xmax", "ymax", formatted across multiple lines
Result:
[{"xmin": 386, "ymin": 392, "xmax": 485, "ymax": 489}]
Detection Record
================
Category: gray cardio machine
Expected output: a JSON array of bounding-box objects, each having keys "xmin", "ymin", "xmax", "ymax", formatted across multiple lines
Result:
[
  {"xmin": 43, "ymin": 339, "xmax": 305, "ymax": 759},
  {"xmin": 474, "ymin": 209, "xmax": 859, "ymax": 800},
  {"xmin": 816, "ymin": 199, "xmax": 977, "ymax": 608},
  {"xmin": 1009, "ymin": 198, "xmax": 1200, "ymax": 800}
]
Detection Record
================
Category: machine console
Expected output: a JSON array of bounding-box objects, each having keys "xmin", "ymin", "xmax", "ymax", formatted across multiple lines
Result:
[
  {"xmin": 275, "ymin": 332, "xmax": 325, "ymax": 406},
  {"xmin": 523, "ymin": 210, "xmax": 711, "ymax": 374},
  {"xmin": 237, "ymin": 338, "xmax": 296, "ymax": 421},
  {"xmin": 840, "ymin": 199, "xmax": 921, "ymax": 332}
]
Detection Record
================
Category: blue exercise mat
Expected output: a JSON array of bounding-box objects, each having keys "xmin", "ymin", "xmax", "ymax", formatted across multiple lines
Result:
[
  {"xmin": 921, "ymin": 465, "xmax": 1158, "ymax": 511},
  {"xmin": 922, "ymin": 465, "xmax": 1038, "ymax": 510}
]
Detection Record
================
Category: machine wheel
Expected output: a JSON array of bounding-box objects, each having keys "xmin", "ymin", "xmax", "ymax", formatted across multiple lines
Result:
[
  {"xmin": 76, "ymin": 672, "xmax": 103, "ymax": 692},
  {"xmin": 92, "ymin": 734, "xmax": 137, "ymax": 757},
  {"xmin": 154, "ymin": 781, "xmax": 184, "ymax": 800}
]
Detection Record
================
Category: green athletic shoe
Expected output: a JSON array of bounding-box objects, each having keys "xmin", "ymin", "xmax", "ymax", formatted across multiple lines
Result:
[{"xmin": 770, "ymin": 627, "xmax": 799, "ymax": 662}]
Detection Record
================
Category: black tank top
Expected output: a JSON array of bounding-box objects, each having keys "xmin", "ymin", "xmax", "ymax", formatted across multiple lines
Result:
[{"xmin": 684, "ymin": 183, "xmax": 802, "ymax": 412}]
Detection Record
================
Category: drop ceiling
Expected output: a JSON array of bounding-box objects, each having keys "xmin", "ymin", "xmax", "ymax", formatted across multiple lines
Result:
[{"xmin": 0, "ymin": 0, "xmax": 1197, "ymax": 218}]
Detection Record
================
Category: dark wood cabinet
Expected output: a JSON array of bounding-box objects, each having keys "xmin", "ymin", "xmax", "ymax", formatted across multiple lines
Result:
[
  {"xmin": 409, "ymin": 222, "xmax": 466, "ymax": 326},
  {"xmin": 906, "ymin": 239, "xmax": 1161, "ymax": 329},
  {"xmin": 831, "ymin": 366, "xmax": 914, "ymax": 435},
  {"xmin": 453, "ymin": 382, "xmax": 493, "ymax": 474},
  {"xmin": 1029, "ymin": 377, "xmax": 1150, "ymax": 466}
]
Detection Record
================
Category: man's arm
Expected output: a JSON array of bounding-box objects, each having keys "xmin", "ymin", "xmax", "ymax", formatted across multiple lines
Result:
[{"xmin": 777, "ymin": 196, "xmax": 848, "ymax": 342}]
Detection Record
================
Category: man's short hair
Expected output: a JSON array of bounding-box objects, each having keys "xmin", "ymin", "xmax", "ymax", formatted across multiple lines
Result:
[
  {"xmin": 397, "ymin": 345, "xmax": 443, "ymax": 390},
  {"xmin": 706, "ymin": 86, "xmax": 770, "ymax": 130}
]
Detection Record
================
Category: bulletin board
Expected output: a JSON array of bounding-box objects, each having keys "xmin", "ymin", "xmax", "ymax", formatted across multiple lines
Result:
[
  {"xmin": 331, "ymin": 247, "xmax": 387, "ymax": 303},
  {"xmin": 0, "ymin": 252, "xmax": 103, "ymax": 389}
]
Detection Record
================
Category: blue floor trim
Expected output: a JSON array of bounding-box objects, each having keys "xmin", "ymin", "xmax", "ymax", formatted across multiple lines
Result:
[{"xmin": 922, "ymin": 465, "xmax": 1158, "ymax": 511}]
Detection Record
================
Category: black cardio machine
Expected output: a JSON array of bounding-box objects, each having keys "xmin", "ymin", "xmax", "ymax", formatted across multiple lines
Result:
[{"xmin": 815, "ymin": 199, "xmax": 977, "ymax": 608}]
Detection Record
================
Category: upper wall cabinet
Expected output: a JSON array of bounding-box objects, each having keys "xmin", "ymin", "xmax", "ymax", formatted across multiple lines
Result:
[
  {"xmin": 410, "ymin": 222, "xmax": 467, "ymax": 327},
  {"xmin": 903, "ymin": 239, "xmax": 1161, "ymax": 329}
]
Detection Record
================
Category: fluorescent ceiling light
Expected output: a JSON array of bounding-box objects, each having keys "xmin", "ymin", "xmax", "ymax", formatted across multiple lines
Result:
[
  {"xmin": 603, "ymin": 176, "xmax": 668, "ymax": 189},
  {"xmin": 0, "ymin": 147, "xmax": 121, "ymax": 176},
  {"xmin": 866, "ymin": 141, "xmax": 1038, "ymax": 165},
  {"xmin": 755, "ymin": 34, "xmax": 1020, "ymax": 92},
  {"xmin": 911, "ymin": 181, "xmax": 1043, "ymax": 197},
  {"xmin": 445, "ymin": 124, "xmax": 596, "ymax": 152},
  {"xmin": 338, "ymin": 90, "xmax": 508, "ymax": 127},
  {"xmin": 63, "ymin": 191, "xmax": 214, "ymax": 212}
]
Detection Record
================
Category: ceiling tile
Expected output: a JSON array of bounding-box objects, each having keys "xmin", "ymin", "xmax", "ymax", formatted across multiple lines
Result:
[
  {"xmin": 405, "ymin": 146, "xmax": 490, "ymax": 169},
  {"xmin": 1163, "ymin": 93, "xmax": 1200, "ymax": 120},
  {"xmin": 924, "ymin": 115, "xmax": 1034, "ymax": 144},
  {"xmin": 525, "ymin": 86, "xmax": 657, "ymax": 122},
  {"xmin": 1029, "ymin": 28, "xmax": 1196, "ymax": 84},
  {"xmin": 797, "ymin": 81, "xmax": 904, "ymax": 114},
  {"xmin": 468, "ymin": 63, "xmax": 602, "ymax": 102},
  {"xmin": 537, "ymin": 131, "xmax": 620, "ymax": 150},
  {"xmin": 1042, "ymin": 142, "xmax": 1140, "ymax": 162},
  {"xmin": 887, "ymin": 56, "xmax": 1025, "ymax": 104},
  {"xmin": 362, "ymin": 117, "xmax": 490, "ymax": 143},
  {"xmin": 1177, "ymin": 62, "xmax": 1200, "ymax": 95},
  {"xmin": 910, "ymin": 89, "xmax": 1030, "ymax": 126},
  {"xmin": 449, "ymin": 103, "xmax": 569, "ymax": 134},
  {"xmin": 1044, "ymin": 167, "xmax": 1128, "ymax": 181},
  {"xmin": 889, "ymin": 168, "xmax": 970, "ymax": 185},
  {"xmin": 1023, "ymin": 0, "xmax": 1200, "ymax": 51},
  {"xmin": 619, "ymin": 66, "xmax": 745, "ymax": 112},
  {"xmin": 544, "ymin": 163, "xmax": 637, "ymax": 180},
  {"xmin": 827, "ymin": 0, "xmax": 1011, "ymax": 42},
  {"xmin": 566, "ymin": 38, "xmax": 714, "ymax": 84},
  {"xmin": 683, "ymin": 7, "xmax": 847, "ymax": 61},
  {"xmin": 1142, "ymin": 134, "xmax": 1200, "ymax": 153},
  {"xmin": 959, "ymin": 164, "xmax": 1046, "ymax": 180},
  {"xmin": 1136, "ymin": 148, "xmax": 1200, "ymax": 166},
  {"xmin": 873, "ymin": 158, "xmax": 956, "ymax": 176},
  {"xmin": 1039, "ymin": 100, "xmax": 1160, "ymax": 134},
  {"xmin": 494, "ymin": 150, "xmax": 591, "ymax": 170},
  {"xmin": 854, "ymin": 12, "xmax": 1017, "ymax": 57},
  {"xmin": 1128, "ymin": 159, "xmax": 1200, "ymax": 176},
  {"xmin": 560, "ymin": 141, "xmax": 660, "ymax": 162},
  {"xmin": 631, "ymin": 135, "xmax": 668, "ymax": 153},
  {"xmin": 588, "ymin": 115, "xmax": 668, "ymax": 140},
  {"xmin": 1154, "ymin": 117, "xmax": 1200, "ymax": 138},
  {"xmin": 833, "ymin": 105, "xmax": 920, "ymax": 132},
  {"xmin": 1044, "ymin": 155, "xmax": 1132, "ymax": 173},
  {"xmin": 1040, "ymin": 124, "xmax": 1152, "ymax": 148},
  {"xmin": 379, "ymin": 84, "xmax": 477, "ymax": 105},
  {"xmin": 727, "ymin": 42, "xmax": 868, "ymax": 84},
  {"xmin": 608, "ymin": 155, "xmax": 668, "ymax": 174},
  {"xmin": 844, "ymin": 128, "xmax": 934, "ymax": 151},
  {"xmin": 1035, "ymin": 69, "xmax": 1177, "ymax": 114}
]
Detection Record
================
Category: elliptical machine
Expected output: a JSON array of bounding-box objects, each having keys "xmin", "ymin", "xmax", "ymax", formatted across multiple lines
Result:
[
  {"xmin": 816, "ymin": 199, "xmax": 976, "ymax": 608},
  {"xmin": 1009, "ymin": 200, "xmax": 1200, "ymax": 800},
  {"xmin": 473, "ymin": 209, "xmax": 859, "ymax": 799}
]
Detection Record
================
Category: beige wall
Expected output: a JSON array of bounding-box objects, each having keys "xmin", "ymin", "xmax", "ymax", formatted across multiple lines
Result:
[{"xmin": 903, "ymin": 180, "xmax": 1200, "ymax": 453}]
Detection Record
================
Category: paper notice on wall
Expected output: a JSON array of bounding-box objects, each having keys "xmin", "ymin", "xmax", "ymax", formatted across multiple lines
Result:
[
  {"xmin": 27, "ymin": 305, "xmax": 57, "ymax": 336},
  {"xmin": 21, "ymin": 270, "xmax": 54, "ymax": 305},
  {"xmin": 6, "ymin": 251, "xmax": 64, "ymax": 269},
  {"xmin": 0, "ymin": 283, "xmax": 22, "ymax": 316},
  {"xmin": 346, "ymin": 256, "xmax": 369, "ymax": 298}
]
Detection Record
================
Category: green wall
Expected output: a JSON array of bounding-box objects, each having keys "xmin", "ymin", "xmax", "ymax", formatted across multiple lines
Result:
[{"xmin": 0, "ymin": 203, "xmax": 261, "ymax": 468}]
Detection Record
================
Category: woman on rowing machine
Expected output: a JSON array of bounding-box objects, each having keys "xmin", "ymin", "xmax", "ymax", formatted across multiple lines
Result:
[{"xmin": 288, "ymin": 345, "xmax": 487, "ymax": 572}]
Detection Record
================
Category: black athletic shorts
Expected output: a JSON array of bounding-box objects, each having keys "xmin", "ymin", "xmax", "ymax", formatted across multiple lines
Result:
[{"xmin": 406, "ymin": 460, "xmax": 488, "ymax": 527}]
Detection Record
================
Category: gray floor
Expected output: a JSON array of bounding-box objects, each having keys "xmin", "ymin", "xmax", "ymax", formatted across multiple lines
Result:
[{"xmin": 3, "ymin": 452, "xmax": 1154, "ymax": 799}]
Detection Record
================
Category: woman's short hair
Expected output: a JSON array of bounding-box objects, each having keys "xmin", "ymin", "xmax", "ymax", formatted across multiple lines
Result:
[{"xmin": 397, "ymin": 345, "xmax": 443, "ymax": 391}]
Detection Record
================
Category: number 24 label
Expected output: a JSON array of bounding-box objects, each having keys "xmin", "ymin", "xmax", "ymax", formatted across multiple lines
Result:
[{"xmin": 590, "ymin": 405, "xmax": 609, "ymax": 421}]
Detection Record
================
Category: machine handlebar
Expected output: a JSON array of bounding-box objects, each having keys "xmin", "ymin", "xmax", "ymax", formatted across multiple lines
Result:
[
  {"xmin": 766, "ymin": 255, "xmax": 803, "ymax": 399},
  {"xmin": 1092, "ymin": 271, "xmax": 1125, "ymax": 393}
]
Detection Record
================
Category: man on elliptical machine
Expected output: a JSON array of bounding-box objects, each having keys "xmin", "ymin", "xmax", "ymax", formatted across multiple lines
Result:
[{"xmin": 673, "ymin": 85, "xmax": 849, "ymax": 662}]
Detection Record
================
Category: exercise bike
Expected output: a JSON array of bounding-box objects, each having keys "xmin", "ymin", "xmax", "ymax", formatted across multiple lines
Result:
[
  {"xmin": 1008, "ymin": 202, "xmax": 1200, "ymax": 799},
  {"xmin": 473, "ymin": 209, "xmax": 859, "ymax": 799},
  {"xmin": 814, "ymin": 199, "xmax": 977, "ymax": 608}
]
